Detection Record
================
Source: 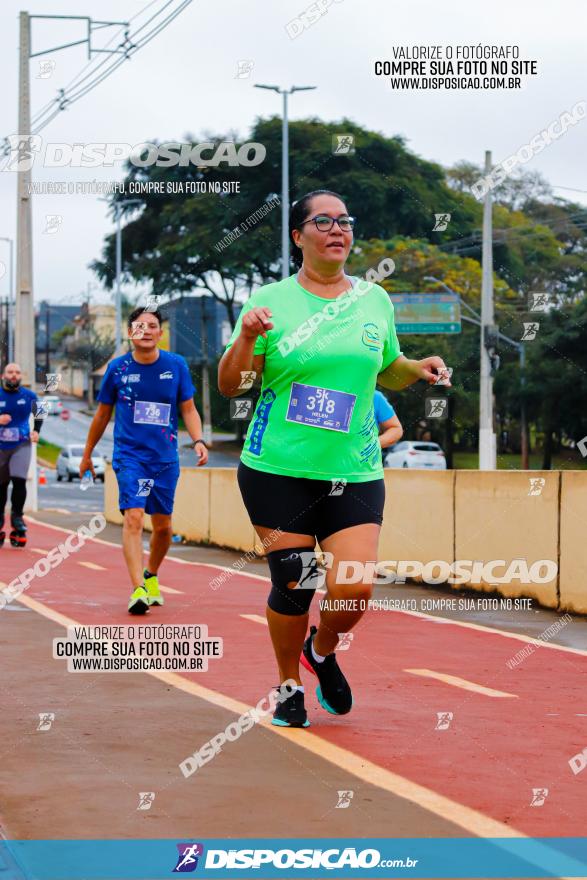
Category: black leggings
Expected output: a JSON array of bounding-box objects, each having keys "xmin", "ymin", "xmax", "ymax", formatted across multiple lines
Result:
[
  {"xmin": 237, "ymin": 462, "xmax": 385, "ymax": 544},
  {"xmin": 0, "ymin": 477, "xmax": 27, "ymax": 520}
]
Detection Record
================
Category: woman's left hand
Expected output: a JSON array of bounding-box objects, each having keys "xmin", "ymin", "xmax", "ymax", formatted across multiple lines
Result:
[{"xmin": 415, "ymin": 357, "xmax": 452, "ymax": 386}]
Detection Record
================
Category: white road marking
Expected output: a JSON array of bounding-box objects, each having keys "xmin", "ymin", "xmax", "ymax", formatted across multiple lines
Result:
[{"xmin": 405, "ymin": 668, "xmax": 518, "ymax": 698}]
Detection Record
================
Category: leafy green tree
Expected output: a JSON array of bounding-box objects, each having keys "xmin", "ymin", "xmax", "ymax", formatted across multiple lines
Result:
[
  {"xmin": 64, "ymin": 329, "xmax": 114, "ymax": 372},
  {"xmin": 447, "ymin": 162, "xmax": 552, "ymax": 211},
  {"xmin": 88, "ymin": 118, "xmax": 587, "ymax": 462},
  {"xmin": 92, "ymin": 118, "xmax": 585, "ymax": 328},
  {"xmin": 498, "ymin": 296, "xmax": 587, "ymax": 468},
  {"xmin": 90, "ymin": 117, "xmax": 480, "ymax": 327},
  {"xmin": 51, "ymin": 323, "xmax": 75, "ymax": 350}
]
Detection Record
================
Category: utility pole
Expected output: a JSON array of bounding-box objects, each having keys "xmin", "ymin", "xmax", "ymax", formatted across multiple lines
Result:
[
  {"xmin": 0, "ymin": 237, "xmax": 15, "ymax": 362},
  {"xmin": 0, "ymin": 299, "xmax": 6, "ymax": 364},
  {"xmin": 114, "ymin": 199, "xmax": 142, "ymax": 351},
  {"xmin": 281, "ymin": 90, "xmax": 289, "ymax": 280},
  {"xmin": 13, "ymin": 13, "xmax": 129, "ymax": 511},
  {"xmin": 254, "ymin": 84, "xmax": 316, "ymax": 278},
  {"xmin": 199, "ymin": 298, "xmax": 213, "ymax": 447},
  {"xmin": 479, "ymin": 150, "xmax": 497, "ymax": 470},
  {"xmin": 425, "ymin": 275, "xmax": 528, "ymax": 470},
  {"xmin": 520, "ymin": 345, "xmax": 529, "ymax": 469},
  {"xmin": 15, "ymin": 12, "xmax": 35, "ymax": 387},
  {"xmin": 115, "ymin": 206, "xmax": 122, "ymax": 352},
  {"xmin": 15, "ymin": 13, "xmax": 38, "ymax": 512},
  {"xmin": 15, "ymin": 14, "xmax": 130, "ymax": 376},
  {"xmin": 45, "ymin": 301, "xmax": 50, "ymax": 374}
]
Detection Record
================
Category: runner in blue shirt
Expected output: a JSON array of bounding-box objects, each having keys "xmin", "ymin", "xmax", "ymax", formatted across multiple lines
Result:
[
  {"xmin": 80, "ymin": 307, "xmax": 208, "ymax": 614},
  {"xmin": 373, "ymin": 389, "xmax": 403, "ymax": 464},
  {"xmin": 0, "ymin": 362, "xmax": 42, "ymax": 548}
]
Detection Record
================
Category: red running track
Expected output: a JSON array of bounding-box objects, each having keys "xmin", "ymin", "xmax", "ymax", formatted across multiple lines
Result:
[{"xmin": 2, "ymin": 519, "xmax": 586, "ymax": 838}]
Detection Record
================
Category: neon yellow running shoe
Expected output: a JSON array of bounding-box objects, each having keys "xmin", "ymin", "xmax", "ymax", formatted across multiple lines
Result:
[
  {"xmin": 144, "ymin": 570, "xmax": 164, "ymax": 607},
  {"xmin": 128, "ymin": 585, "xmax": 149, "ymax": 615}
]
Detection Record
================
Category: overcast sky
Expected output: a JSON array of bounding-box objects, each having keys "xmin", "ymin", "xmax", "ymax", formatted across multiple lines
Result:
[{"xmin": 0, "ymin": 0, "xmax": 585, "ymax": 307}]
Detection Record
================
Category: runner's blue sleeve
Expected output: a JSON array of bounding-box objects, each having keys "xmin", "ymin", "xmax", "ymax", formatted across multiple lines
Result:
[
  {"xmin": 178, "ymin": 356, "xmax": 195, "ymax": 401},
  {"xmin": 97, "ymin": 363, "xmax": 116, "ymax": 404},
  {"xmin": 374, "ymin": 390, "xmax": 395, "ymax": 424}
]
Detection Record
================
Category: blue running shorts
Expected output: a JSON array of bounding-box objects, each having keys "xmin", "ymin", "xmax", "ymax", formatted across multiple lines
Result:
[{"xmin": 112, "ymin": 458, "xmax": 180, "ymax": 515}]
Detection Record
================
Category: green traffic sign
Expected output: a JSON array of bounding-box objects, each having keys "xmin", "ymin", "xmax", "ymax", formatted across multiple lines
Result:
[
  {"xmin": 390, "ymin": 293, "xmax": 461, "ymax": 335},
  {"xmin": 396, "ymin": 322, "xmax": 461, "ymax": 334}
]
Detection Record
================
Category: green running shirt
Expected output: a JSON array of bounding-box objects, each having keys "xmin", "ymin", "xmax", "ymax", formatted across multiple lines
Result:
[{"xmin": 224, "ymin": 274, "xmax": 402, "ymax": 482}]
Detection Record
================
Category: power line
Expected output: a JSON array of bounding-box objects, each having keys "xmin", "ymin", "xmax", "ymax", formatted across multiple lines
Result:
[
  {"xmin": 32, "ymin": 0, "xmax": 192, "ymax": 132},
  {"xmin": 434, "ymin": 210, "xmax": 587, "ymax": 258},
  {"xmin": 31, "ymin": 0, "xmax": 182, "ymax": 127},
  {"xmin": 2, "ymin": 0, "xmax": 193, "ymax": 147},
  {"xmin": 130, "ymin": 0, "xmax": 179, "ymax": 39},
  {"xmin": 31, "ymin": 4, "xmax": 150, "ymax": 128},
  {"xmin": 550, "ymin": 185, "xmax": 587, "ymax": 194}
]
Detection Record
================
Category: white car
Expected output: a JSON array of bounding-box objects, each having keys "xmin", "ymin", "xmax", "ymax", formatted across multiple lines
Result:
[
  {"xmin": 39, "ymin": 395, "xmax": 63, "ymax": 416},
  {"xmin": 384, "ymin": 440, "xmax": 447, "ymax": 469},
  {"xmin": 56, "ymin": 445, "xmax": 106, "ymax": 482}
]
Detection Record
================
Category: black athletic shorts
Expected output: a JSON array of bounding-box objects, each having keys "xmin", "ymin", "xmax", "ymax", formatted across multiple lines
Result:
[{"xmin": 237, "ymin": 461, "xmax": 385, "ymax": 544}]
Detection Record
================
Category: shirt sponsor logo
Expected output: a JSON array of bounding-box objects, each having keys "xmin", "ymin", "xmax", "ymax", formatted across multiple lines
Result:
[
  {"xmin": 361, "ymin": 322, "xmax": 382, "ymax": 351},
  {"xmin": 160, "ymin": 371, "xmax": 174, "ymax": 380},
  {"xmin": 17, "ymin": 399, "xmax": 26, "ymax": 405},
  {"xmin": 121, "ymin": 374, "xmax": 140, "ymax": 384}
]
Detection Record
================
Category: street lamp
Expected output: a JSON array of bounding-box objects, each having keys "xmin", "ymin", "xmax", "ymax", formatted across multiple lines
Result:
[
  {"xmin": 424, "ymin": 276, "xmax": 528, "ymax": 469},
  {"xmin": 254, "ymin": 84, "xmax": 316, "ymax": 278},
  {"xmin": 0, "ymin": 237, "xmax": 15, "ymax": 362}
]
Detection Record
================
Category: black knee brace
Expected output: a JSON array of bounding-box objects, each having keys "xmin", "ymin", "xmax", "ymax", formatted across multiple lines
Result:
[{"xmin": 266, "ymin": 547, "xmax": 323, "ymax": 615}]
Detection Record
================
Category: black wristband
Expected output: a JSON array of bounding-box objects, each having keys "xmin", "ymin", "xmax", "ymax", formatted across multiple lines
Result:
[{"xmin": 191, "ymin": 439, "xmax": 208, "ymax": 449}]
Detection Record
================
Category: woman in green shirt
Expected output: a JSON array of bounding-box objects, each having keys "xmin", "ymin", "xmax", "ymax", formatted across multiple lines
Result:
[{"xmin": 218, "ymin": 189, "xmax": 450, "ymax": 728}]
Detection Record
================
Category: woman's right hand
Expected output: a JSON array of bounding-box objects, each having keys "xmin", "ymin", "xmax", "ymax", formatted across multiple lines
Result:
[{"xmin": 240, "ymin": 307, "xmax": 274, "ymax": 340}]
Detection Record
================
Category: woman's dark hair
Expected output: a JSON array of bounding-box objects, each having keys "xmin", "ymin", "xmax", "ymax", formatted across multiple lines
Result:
[{"xmin": 289, "ymin": 189, "xmax": 348, "ymax": 269}]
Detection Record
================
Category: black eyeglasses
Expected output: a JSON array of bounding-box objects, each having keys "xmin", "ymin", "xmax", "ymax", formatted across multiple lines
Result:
[{"xmin": 299, "ymin": 214, "xmax": 355, "ymax": 232}]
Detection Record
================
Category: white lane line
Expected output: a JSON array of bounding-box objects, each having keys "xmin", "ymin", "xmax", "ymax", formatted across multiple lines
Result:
[
  {"xmin": 38, "ymin": 507, "xmax": 71, "ymax": 514},
  {"xmin": 240, "ymin": 613, "xmax": 268, "ymax": 626},
  {"xmin": 405, "ymin": 668, "xmax": 518, "ymax": 699},
  {"xmin": 159, "ymin": 583, "xmax": 183, "ymax": 595}
]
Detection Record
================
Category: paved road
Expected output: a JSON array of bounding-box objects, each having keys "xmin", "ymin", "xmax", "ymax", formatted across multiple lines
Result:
[
  {"xmin": 39, "ymin": 398, "xmax": 113, "ymax": 458},
  {"xmin": 38, "ymin": 474, "xmax": 105, "ymax": 514}
]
